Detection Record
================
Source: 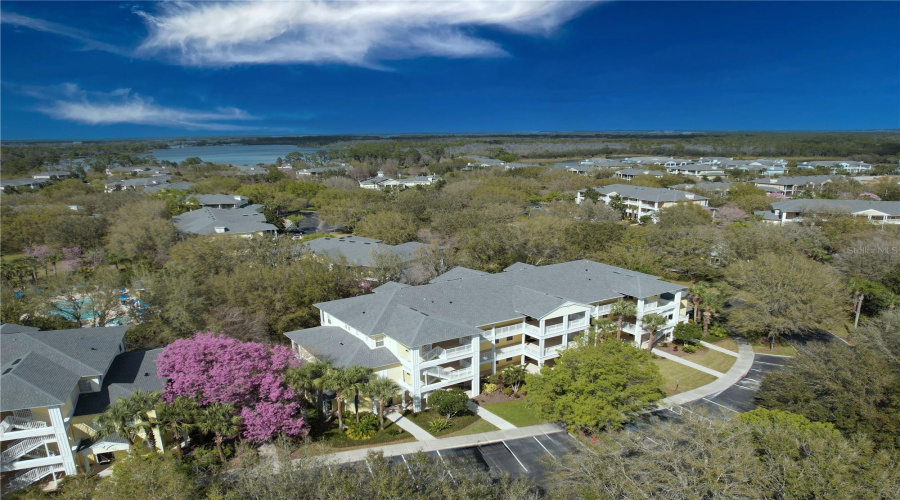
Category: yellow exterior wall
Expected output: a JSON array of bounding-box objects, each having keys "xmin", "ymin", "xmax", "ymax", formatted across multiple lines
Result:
[
  {"xmin": 493, "ymin": 334, "xmax": 522, "ymax": 348},
  {"xmin": 495, "ymin": 355, "xmax": 522, "ymax": 370}
]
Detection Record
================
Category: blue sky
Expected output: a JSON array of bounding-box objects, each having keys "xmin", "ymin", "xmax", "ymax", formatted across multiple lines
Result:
[{"xmin": 2, "ymin": 1, "xmax": 898, "ymax": 140}]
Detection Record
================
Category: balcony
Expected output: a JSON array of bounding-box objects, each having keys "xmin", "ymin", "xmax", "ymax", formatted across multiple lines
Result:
[
  {"xmin": 0, "ymin": 412, "xmax": 54, "ymax": 441},
  {"xmin": 643, "ymin": 299, "xmax": 676, "ymax": 314},
  {"xmin": 421, "ymin": 344, "xmax": 473, "ymax": 363},
  {"xmin": 595, "ymin": 304, "xmax": 612, "ymax": 316},
  {"xmin": 422, "ymin": 366, "xmax": 473, "ymax": 381}
]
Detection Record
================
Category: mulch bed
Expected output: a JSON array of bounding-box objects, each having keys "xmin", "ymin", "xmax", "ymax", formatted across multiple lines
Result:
[
  {"xmin": 472, "ymin": 390, "xmax": 525, "ymax": 405},
  {"xmin": 653, "ymin": 343, "xmax": 709, "ymax": 358}
]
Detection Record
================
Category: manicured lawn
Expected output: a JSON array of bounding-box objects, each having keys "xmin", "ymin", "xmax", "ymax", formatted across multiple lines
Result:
[
  {"xmin": 751, "ymin": 340, "xmax": 797, "ymax": 357},
  {"xmin": 682, "ymin": 348, "xmax": 736, "ymax": 373},
  {"xmin": 309, "ymin": 417, "xmax": 413, "ymax": 449},
  {"xmin": 405, "ymin": 409, "xmax": 484, "ymax": 438},
  {"xmin": 653, "ymin": 358, "xmax": 717, "ymax": 396},
  {"xmin": 441, "ymin": 419, "xmax": 499, "ymax": 438},
  {"xmin": 704, "ymin": 336, "xmax": 739, "ymax": 353},
  {"xmin": 484, "ymin": 400, "xmax": 544, "ymax": 427}
]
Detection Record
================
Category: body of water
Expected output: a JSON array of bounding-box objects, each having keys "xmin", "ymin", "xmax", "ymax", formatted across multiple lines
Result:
[{"xmin": 148, "ymin": 144, "xmax": 329, "ymax": 166}]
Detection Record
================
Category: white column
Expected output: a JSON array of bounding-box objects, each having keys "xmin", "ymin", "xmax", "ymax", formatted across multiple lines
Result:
[
  {"xmin": 48, "ymin": 405, "xmax": 77, "ymax": 476},
  {"xmin": 491, "ymin": 326, "xmax": 497, "ymax": 375},
  {"xmin": 471, "ymin": 335, "xmax": 481, "ymax": 397},
  {"xmin": 411, "ymin": 347, "xmax": 422, "ymax": 412},
  {"xmin": 538, "ymin": 336, "xmax": 545, "ymax": 367},
  {"xmin": 635, "ymin": 298, "xmax": 645, "ymax": 348}
]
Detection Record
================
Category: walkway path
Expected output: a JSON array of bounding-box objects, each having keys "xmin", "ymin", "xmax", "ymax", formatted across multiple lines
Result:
[
  {"xmin": 700, "ymin": 340, "xmax": 739, "ymax": 357},
  {"xmin": 661, "ymin": 337, "xmax": 755, "ymax": 406},
  {"xmin": 651, "ymin": 348, "xmax": 726, "ymax": 377},
  {"xmin": 316, "ymin": 423, "xmax": 565, "ymax": 464},
  {"xmin": 386, "ymin": 411, "xmax": 434, "ymax": 441},
  {"xmin": 467, "ymin": 401, "xmax": 516, "ymax": 430}
]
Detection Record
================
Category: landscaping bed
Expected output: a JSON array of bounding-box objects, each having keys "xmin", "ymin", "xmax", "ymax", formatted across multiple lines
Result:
[
  {"xmin": 404, "ymin": 408, "xmax": 485, "ymax": 438},
  {"xmin": 308, "ymin": 416, "xmax": 413, "ymax": 449},
  {"xmin": 653, "ymin": 358, "xmax": 717, "ymax": 396},
  {"xmin": 483, "ymin": 399, "xmax": 544, "ymax": 427},
  {"xmin": 655, "ymin": 344, "xmax": 736, "ymax": 373},
  {"xmin": 441, "ymin": 419, "xmax": 499, "ymax": 438}
]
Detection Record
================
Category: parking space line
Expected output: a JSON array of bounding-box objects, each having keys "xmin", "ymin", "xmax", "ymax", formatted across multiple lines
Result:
[
  {"xmin": 400, "ymin": 454, "xmax": 413, "ymax": 475},
  {"xmin": 732, "ymin": 384, "xmax": 756, "ymax": 391},
  {"xmin": 501, "ymin": 441, "xmax": 529, "ymax": 472},
  {"xmin": 701, "ymin": 397, "xmax": 739, "ymax": 413},
  {"xmin": 435, "ymin": 450, "xmax": 454, "ymax": 481},
  {"xmin": 364, "ymin": 459, "xmax": 374, "ymax": 478},
  {"xmin": 533, "ymin": 436, "xmax": 555, "ymax": 459},
  {"xmin": 753, "ymin": 361, "xmax": 786, "ymax": 367},
  {"xmin": 743, "ymin": 378, "xmax": 760, "ymax": 383}
]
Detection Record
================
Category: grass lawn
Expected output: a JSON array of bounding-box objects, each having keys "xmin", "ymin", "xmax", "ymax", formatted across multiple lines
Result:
[
  {"xmin": 682, "ymin": 348, "xmax": 736, "ymax": 373},
  {"xmin": 309, "ymin": 417, "xmax": 413, "ymax": 449},
  {"xmin": 751, "ymin": 340, "xmax": 797, "ymax": 357},
  {"xmin": 703, "ymin": 336, "xmax": 739, "ymax": 353},
  {"xmin": 441, "ymin": 419, "xmax": 499, "ymax": 438},
  {"xmin": 405, "ymin": 409, "xmax": 485, "ymax": 438},
  {"xmin": 653, "ymin": 358, "xmax": 717, "ymax": 396},
  {"xmin": 484, "ymin": 400, "xmax": 544, "ymax": 427}
]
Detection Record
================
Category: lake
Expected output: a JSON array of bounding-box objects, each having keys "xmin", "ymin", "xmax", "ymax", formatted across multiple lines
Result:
[{"xmin": 148, "ymin": 144, "xmax": 329, "ymax": 166}]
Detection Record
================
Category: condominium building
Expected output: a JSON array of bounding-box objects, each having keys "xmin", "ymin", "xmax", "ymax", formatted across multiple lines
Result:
[
  {"xmin": 575, "ymin": 184, "xmax": 709, "ymax": 221},
  {"xmin": 285, "ymin": 260, "xmax": 687, "ymax": 412}
]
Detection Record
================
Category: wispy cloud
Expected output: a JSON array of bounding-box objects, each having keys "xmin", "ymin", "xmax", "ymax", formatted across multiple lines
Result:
[
  {"xmin": 137, "ymin": 1, "xmax": 600, "ymax": 67},
  {"xmin": 1, "ymin": 12, "xmax": 130, "ymax": 56},
  {"xmin": 7, "ymin": 83, "xmax": 259, "ymax": 130}
]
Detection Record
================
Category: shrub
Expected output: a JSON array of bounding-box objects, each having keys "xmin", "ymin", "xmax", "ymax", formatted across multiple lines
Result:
[
  {"xmin": 428, "ymin": 418, "xmax": 452, "ymax": 434},
  {"xmin": 427, "ymin": 388, "xmax": 470, "ymax": 419},
  {"xmin": 674, "ymin": 322, "xmax": 702, "ymax": 345},
  {"xmin": 709, "ymin": 325, "xmax": 728, "ymax": 338},
  {"xmin": 345, "ymin": 413, "xmax": 379, "ymax": 440},
  {"xmin": 682, "ymin": 344, "xmax": 698, "ymax": 354},
  {"xmin": 503, "ymin": 387, "xmax": 514, "ymax": 396},
  {"xmin": 482, "ymin": 382, "xmax": 499, "ymax": 394}
]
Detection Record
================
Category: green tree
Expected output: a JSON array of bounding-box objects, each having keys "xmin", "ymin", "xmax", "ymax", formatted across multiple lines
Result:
[
  {"xmin": 656, "ymin": 203, "xmax": 712, "ymax": 228},
  {"xmin": 365, "ymin": 377, "xmax": 401, "ymax": 431},
  {"xmin": 426, "ymin": 388, "xmax": 470, "ymax": 419},
  {"xmin": 499, "ymin": 365, "xmax": 527, "ymax": 393},
  {"xmin": 354, "ymin": 211, "xmax": 418, "ymax": 245},
  {"xmin": 94, "ymin": 390, "xmax": 161, "ymax": 448},
  {"xmin": 526, "ymin": 340, "xmax": 664, "ymax": 433},
  {"xmin": 94, "ymin": 452, "xmax": 197, "ymax": 500},
  {"xmin": 673, "ymin": 322, "xmax": 702, "ymax": 345},
  {"xmin": 195, "ymin": 402, "xmax": 242, "ymax": 463},
  {"xmin": 105, "ymin": 199, "xmax": 177, "ymax": 267},
  {"xmin": 640, "ymin": 312, "xmax": 668, "ymax": 351},
  {"xmin": 726, "ymin": 252, "xmax": 848, "ymax": 349},
  {"xmin": 344, "ymin": 365, "xmax": 374, "ymax": 422}
]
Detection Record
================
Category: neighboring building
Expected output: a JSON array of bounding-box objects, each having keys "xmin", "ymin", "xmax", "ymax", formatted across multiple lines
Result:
[
  {"xmin": 30, "ymin": 172, "xmax": 74, "ymax": 180},
  {"xmin": 750, "ymin": 175, "xmax": 837, "ymax": 198},
  {"xmin": 668, "ymin": 182, "xmax": 732, "ymax": 194},
  {"xmin": 697, "ymin": 157, "xmax": 732, "ymax": 165},
  {"xmin": 359, "ymin": 171, "xmax": 393, "ymax": 190},
  {"xmin": 755, "ymin": 199, "xmax": 900, "ymax": 225},
  {"xmin": 614, "ymin": 168, "xmax": 665, "ymax": 181},
  {"xmin": 796, "ymin": 161, "xmax": 872, "ymax": 174},
  {"xmin": 105, "ymin": 166, "xmax": 170, "ymax": 177},
  {"xmin": 303, "ymin": 235, "xmax": 425, "ymax": 268},
  {"xmin": 576, "ymin": 184, "xmax": 709, "ymax": 221},
  {"xmin": 503, "ymin": 162, "xmax": 541, "ymax": 170},
  {"xmin": 172, "ymin": 205, "xmax": 277, "ymax": 236},
  {"xmin": 380, "ymin": 175, "xmax": 440, "ymax": 189},
  {"xmin": 104, "ymin": 175, "xmax": 171, "ymax": 193},
  {"xmin": 0, "ymin": 325, "xmax": 164, "ymax": 493},
  {"xmin": 193, "ymin": 194, "xmax": 250, "ymax": 209},
  {"xmin": 578, "ymin": 158, "xmax": 630, "ymax": 168},
  {"xmin": 0, "ymin": 178, "xmax": 47, "ymax": 192},
  {"xmin": 464, "ymin": 156, "xmax": 507, "ymax": 168},
  {"xmin": 724, "ymin": 159, "xmax": 788, "ymax": 176},
  {"xmin": 665, "ymin": 164, "xmax": 725, "ymax": 177},
  {"xmin": 296, "ymin": 165, "xmax": 351, "ymax": 177},
  {"xmin": 284, "ymin": 260, "xmax": 687, "ymax": 411},
  {"xmin": 622, "ymin": 156, "xmax": 674, "ymax": 165}
]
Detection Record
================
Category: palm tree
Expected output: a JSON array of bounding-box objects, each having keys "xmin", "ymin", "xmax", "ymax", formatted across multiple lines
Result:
[
  {"xmin": 689, "ymin": 282, "xmax": 708, "ymax": 324},
  {"xmin": 610, "ymin": 299, "xmax": 637, "ymax": 340},
  {"xmin": 94, "ymin": 390, "xmax": 161, "ymax": 448},
  {"xmin": 195, "ymin": 403, "xmax": 242, "ymax": 464},
  {"xmin": 365, "ymin": 377, "xmax": 401, "ymax": 431},
  {"xmin": 591, "ymin": 318, "xmax": 617, "ymax": 344},
  {"xmin": 325, "ymin": 367, "xmax": 350, "ymax": 430},
  {"xmin": 95, "ymin": 401, "xmax": 138, "ymax": 447},
  {"xmin": 345, "ymin": 366, "xmax": 374, "ymax": 422},
  {"xmin": 641, "ymin": 313, "xmax": 668, "ymax": 351},
  {"xmin": 285, "ymin": 360, "xmax": 333, "ymax": 416},
  {"xmin": 156, "ymin": 396, "xmax": 199, "ymax": 447},
  {"xmin": 699, "ymin": 288, "xmax": 726, "ymax": 337}
]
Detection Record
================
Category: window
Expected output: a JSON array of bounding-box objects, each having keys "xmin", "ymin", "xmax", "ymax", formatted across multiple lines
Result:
[
  {"xmin": 78, "ymin": 378, "xmax": 93, "ymax": 393},
  {"xmin": 375, "ymin": 338, "xmax": 384, "ymax": 348},
  {"xmin": 506, "ymin": 336, "xmax": 513, "ymax": 341},
  {"xmin": 494, "ymin": 339, "xmax": 500, "ymax": 344},
  {"xmin": 506, "ymin": 357, "xmax": 512, "ymax": 362}
]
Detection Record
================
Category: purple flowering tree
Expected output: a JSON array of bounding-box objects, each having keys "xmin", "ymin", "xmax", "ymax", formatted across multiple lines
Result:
[{"xmin": 156, "ymin": 332, "xmax": 308, "ymax": 443}]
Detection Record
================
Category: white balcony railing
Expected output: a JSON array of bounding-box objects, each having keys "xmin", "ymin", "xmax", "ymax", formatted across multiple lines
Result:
[
  {"xmin": 523, "ymin": 344, "xmax": 542, "ymax": 359},
  {"xmin": 595, "ymin": 304, "xmax": 612, "ymax": 316},
  {"xmin": 494, "ymin": 323, "xmax": 523, "ymax": 338},
  {"xmin": 545, "ymin": 322, "xmax": 565, "ymax": 335},
  {"xmin": 0, "ymin": 415, "xmax": 49, "ymax": 437},
  {"xmin": 422, "ymin": 366, "xmax": 473, "ymax": 381},
  {"xmin": 422, "ymin": 344, "xmax": 473, "ymax": 362},
  {"xmin": 524, "ymin": 324, "xmax": 541, "ymax": 336}
]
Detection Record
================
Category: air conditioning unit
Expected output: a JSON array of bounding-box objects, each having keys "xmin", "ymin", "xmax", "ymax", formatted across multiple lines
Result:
[{"xmin": 214, "ymin": 226, "xmax": 227, "ymax": 233}]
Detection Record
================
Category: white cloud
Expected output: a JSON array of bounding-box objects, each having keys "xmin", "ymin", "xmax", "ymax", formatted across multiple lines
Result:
[
  {"xmin": 1, "ymin": 12, "xmax": 130, "ymax": 56},
  {"xmin": 15, "ymin": 84, "xmax": 259, "ymax": 130},
  {"xmin": 137, "ymin": 0, "xmax": 599, "ymax": 66}
]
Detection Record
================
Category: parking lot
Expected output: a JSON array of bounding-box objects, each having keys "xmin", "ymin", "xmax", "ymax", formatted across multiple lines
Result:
[{"xmin": 378, "ymin": 432, "xmax": 581, "ymax": 490}]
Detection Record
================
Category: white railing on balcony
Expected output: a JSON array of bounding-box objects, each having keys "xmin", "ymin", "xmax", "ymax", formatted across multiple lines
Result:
[
  {"xmin": 621, "ymin": 322, "xmax": 638, "ymax": 334},
  {"xmin": 545, "ymin": 322, "xmax": 565, "ymax": 335},
  {"xmin": 423, "ymin": 366, "xmax": 473, "ymax": 381},
  {"xmin": 569, "ymin": 318, "xmax": 588, "ymax": 329},
  {"xmin": 644, "ymin": 300, "xmax": 675, "ymax": 313},
  {"xmin": 0, "ymin": 415, "xmax": 49, "ymax": 436},
  {"xmin": 6, "ymin": 464, "xmax": 62, "ymax": 492},
  {"xmin": 524, "ymin": 324, "xmax": 541, "ymax": 336},
  {"xmin": 544, "ymin": 344, "xmax": 566, "ymax": 357},
  {"xmin": 523, "ymin": 344, "xmax": 542, "ymax": 359},
  {"xmin": 595, "ymin": 304, "xmax": 612, "ymax": 316},
  {"xmin": 422, "ymin": 344, "xmax": 473, "ymax": 362},
  {"xmin": 494, "ymin": 323, "xmax": 523, "ymax": 338}
]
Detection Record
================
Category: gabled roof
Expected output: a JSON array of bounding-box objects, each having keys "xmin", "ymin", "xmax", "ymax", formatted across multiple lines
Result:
[
  {"xmin": 304, "ymin": 236, "xmax": 424, "ymax": 267},
  {"xmin": 1, "ymin": 323, "xmax": 41, "ymax": 334},
  {"xmin": 586, "ymin": 184, "xmax": 708, "ymax": 203},
  {"xmin": 172, "ymin": 205, "xmax": 277, "ymax": 235},
  {"xmin": 751, "ymin": 175, "xmax": 837, "ymax": 186},
  {"xmin": 615, "ymin": 168, "xmax": 664, "ymax": 177},
  {"xmin": 73, "ymin": 349, "xmax": 165, "ymax": 417},
  {"xmin": 284, "ymin": 326, "xmax": 399, "ymax": 368},
  {"xmin": 1, "ymin": 352, "xmax": 82, "ymax": 411},
  {"xmin": 429, "ymin": 266, "xmax": 489, "ymax": 283},
  {"xmin": 771, "ymin": 199, "xmax": 900, "ymax": 216}
]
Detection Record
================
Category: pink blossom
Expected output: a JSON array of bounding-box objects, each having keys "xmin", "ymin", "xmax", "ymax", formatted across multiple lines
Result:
[
  {"xmin": 240, "ymin": 402, "xmax": 309, "ymax": 443},
  {"xmin": 859, "ymin": 192, "xmax": 882, "ymax": 200}
]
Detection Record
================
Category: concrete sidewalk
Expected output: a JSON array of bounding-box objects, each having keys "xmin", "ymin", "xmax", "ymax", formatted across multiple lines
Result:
[
  {"xmin": 316, "ymin": 423, "xmax": 565, "ymax": 464},
  {"xmin": 386, "ymin": 411, "xmax": 434, "ymax": 441},
  {"xmin": 652, "ymin": 348, "xmax": 726, "ymax": 377},
  {"xmin": 700, "ymin": 340, "xmax": 739, "ymax": 357},
  {"xmin": 661, "ymin": 337, "xmax": 755, "ymax": 406},
  {"xmin": 468, "ymin": 401, "xmax": 515, "ymax": 430}
]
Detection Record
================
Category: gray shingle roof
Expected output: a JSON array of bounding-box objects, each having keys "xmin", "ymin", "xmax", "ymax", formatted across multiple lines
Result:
[
  {"xmin": 1, "ymin": 323, "xmax": 41, "ymax": 334},
  {"xmin": 588, "ymin": 184, "xmax": 708, "ymax": 203},
  {"xmin": 284, "ymin": 326, "xmax": 399, "ymax": 369},
  {"xmin": 143, "ymin": 181, "xmax": 196, "ymax": 194},
  {"xmin": 73, "ymin": 349, "xmax": 165, "ymax": 417},
  {"xmin": 771, "ymin": 199, "xmax": 900, "ymax": 216},
  {"xmin": 751, "ymin": 175, "xmax": 837, "ymax": 186},
  {"xmin": 172, "ymin": 205, "xmax": 277, "ymax": 235},
  {"xmin": 429, "ymin": 267, "xmax": 489, "ymax": 283},
  {"xmin": 304, "ymin": 236, "xmax": 424, "ymax": 267},
  {"xmin": 1, "ymin": 326, "xmax": 128, "ymax": 412},
  {"xmin": 194, "ymin": 194, "xmax": 249, "ymax": 207},
  {"xmin": 615, "ymin": 168, "xmax": 664, "ymax": 177},
  {"xmin": 317, "ymin": 260, "xmax": 685, "ymax": 347}
]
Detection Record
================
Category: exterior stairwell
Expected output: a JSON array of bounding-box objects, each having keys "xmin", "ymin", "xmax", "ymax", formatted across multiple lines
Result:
[
  {"xmin": 2, "ymin": 437, "xmax": 50, "ymax": 464},
  {"xmin": 5, "ymin": 465, "xmax": 63, "ymax": 492}
]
